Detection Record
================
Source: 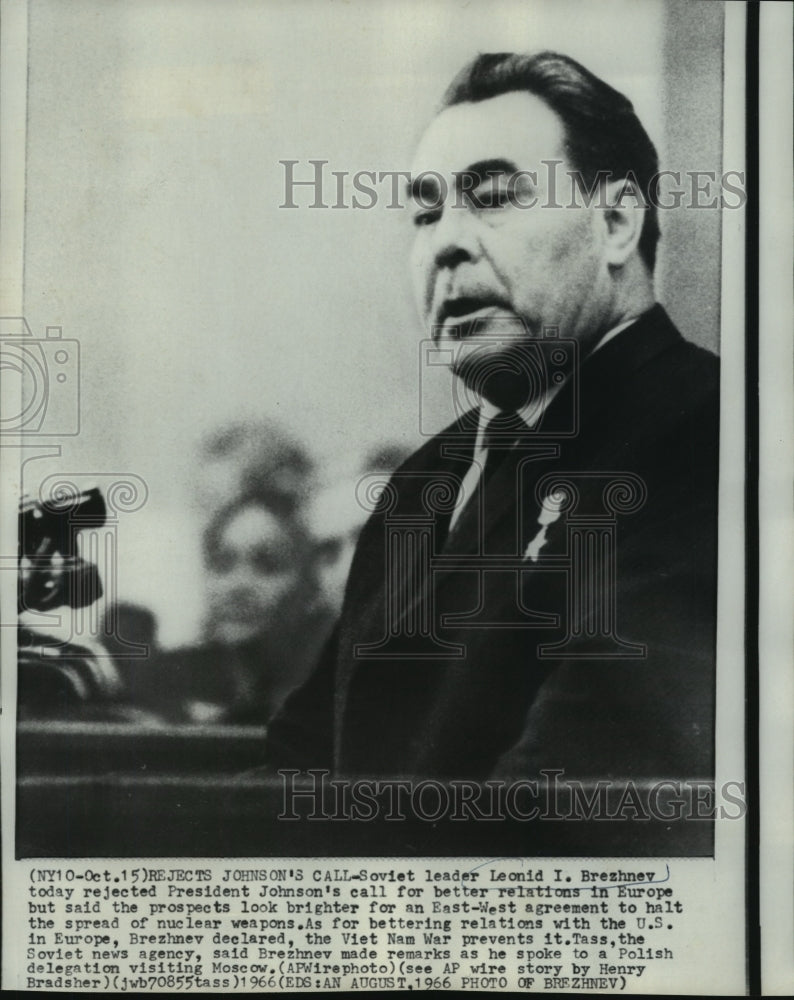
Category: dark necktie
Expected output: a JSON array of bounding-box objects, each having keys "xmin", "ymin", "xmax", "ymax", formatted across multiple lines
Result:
[{"xmin": 443, "ymin": 411, "xmax": 522, "ymax": 551}]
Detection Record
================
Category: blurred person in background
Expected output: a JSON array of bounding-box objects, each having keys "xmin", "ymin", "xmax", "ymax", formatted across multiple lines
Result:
[
  {"xmin": 196, "ymin": 419, "xmax": 314, "ymax": 519},
  {"xmin": 197, "ymin": 421, "xmax": 327, "ymax": 723},
  {"xmin": 94, "ymin": 421, "xmax": 331, "ymax": 725},
  {"xmin": 194, "ymin": 483, "xmax": 328, "ymax": 723},
  {"xmin": 118, "ymin": 485, "xmax": 328, "ymax": 725},
  {"xmin": 148, "ymin": 422, "xmax": 329, "ymax": 725}
]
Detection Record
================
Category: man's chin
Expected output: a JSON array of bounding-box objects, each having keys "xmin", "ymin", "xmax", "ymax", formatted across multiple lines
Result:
[{"xmin": 451, "ymin": 342, "xmax": 547, "ymax": 412}]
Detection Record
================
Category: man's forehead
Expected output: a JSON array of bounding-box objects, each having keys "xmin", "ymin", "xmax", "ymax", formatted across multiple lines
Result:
[
  {"xmin": 410, "ymin": 90, "xmax": 567, "ymax": 176},
  {"xmin": 223, "ymin": 505, "xmax": 281, "ymax": 539}
]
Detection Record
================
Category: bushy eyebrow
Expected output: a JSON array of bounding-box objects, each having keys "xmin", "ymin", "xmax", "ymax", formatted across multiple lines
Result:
[
  {"xmin": 406, "ymin": 158, "xmax": 520, "ymax": 204},
  {"xmin": 457, "ymin": 158, "xmax": 519, "ymax": 187}
]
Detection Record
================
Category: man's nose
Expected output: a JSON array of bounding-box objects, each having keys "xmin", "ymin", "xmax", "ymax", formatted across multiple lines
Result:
[{"xmin": 431, "ymin": 201, "xmax": 478, "ymax": 270}]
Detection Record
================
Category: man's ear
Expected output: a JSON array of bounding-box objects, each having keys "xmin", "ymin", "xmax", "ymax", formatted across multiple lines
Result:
[{"xmin": 601, "ymin": 177, "xmax": 646, "ymax": 267}]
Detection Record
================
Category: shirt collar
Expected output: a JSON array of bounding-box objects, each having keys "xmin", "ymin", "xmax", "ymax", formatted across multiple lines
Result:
[{"xmin": 590, "ymin": 314, "xmax": 642, "ymax": 353}]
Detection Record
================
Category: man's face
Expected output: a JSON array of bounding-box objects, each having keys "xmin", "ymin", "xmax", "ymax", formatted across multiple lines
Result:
[
  {"xmin": 409, "ymin": 91, "xmax": 614, "ymax": 406},
  {"xmin": 205, "ymin": 503, "xmax": 299, "ymax": 645}
]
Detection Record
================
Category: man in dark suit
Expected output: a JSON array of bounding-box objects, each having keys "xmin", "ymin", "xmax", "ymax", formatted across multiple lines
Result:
[{"xmin": 265, "ymin": 53, "xmax": 718, "ymax": 803}]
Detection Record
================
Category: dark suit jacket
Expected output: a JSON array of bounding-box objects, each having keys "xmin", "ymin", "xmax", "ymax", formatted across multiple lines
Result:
[{"xmin": 266, "ymin": 305, "xmax": 719, "ymax": 785}]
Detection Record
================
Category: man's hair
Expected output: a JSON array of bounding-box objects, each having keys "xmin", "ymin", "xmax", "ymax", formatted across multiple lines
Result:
[{"xmin": 442, "ymin": 51, "xmax": 661, "ymax": 271}]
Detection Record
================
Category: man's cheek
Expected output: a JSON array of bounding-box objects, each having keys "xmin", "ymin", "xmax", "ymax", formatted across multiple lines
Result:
[{"xmin": 411, "ymin": 263, "xmax": 433, "ymax": 318}]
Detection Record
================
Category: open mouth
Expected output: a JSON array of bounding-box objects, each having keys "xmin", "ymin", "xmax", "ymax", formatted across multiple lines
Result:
[
  {"xmin": 434, "ymin": 297, "xmax": 513, "ymax": 341},
  {"xmin": 439, "ymin": 296, "xmax": 504, "ymax": 323}
]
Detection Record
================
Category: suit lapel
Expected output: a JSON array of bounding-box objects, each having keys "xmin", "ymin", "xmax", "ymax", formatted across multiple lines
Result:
[
  {"xmin": 427, "ymin": 306, "xmax": 686, "ymax": 601},
  {"xmin": 349, "ymin": 305, "xmax": 685, "ymax": 651},
  {"xmin": 337, "ymin": 414, "xmax": 476, "ymax": 657}
]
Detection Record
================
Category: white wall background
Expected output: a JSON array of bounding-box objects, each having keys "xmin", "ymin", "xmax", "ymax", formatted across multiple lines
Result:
[{"xmin": 19, "ymin": 0, "xmax": 725, "ymax": 645}]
